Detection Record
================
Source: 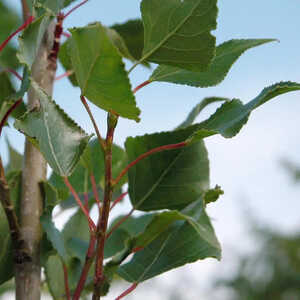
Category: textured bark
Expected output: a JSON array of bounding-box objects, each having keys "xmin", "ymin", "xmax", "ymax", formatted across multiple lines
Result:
[{"xmin": 15, "ymin": 21, "xmax": 56, "ymax": 300}]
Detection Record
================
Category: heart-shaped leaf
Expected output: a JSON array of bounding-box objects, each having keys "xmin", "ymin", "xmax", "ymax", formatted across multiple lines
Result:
[{"xmin": 125, "ymin": 126, "xmax": 209, "ymax": 211}]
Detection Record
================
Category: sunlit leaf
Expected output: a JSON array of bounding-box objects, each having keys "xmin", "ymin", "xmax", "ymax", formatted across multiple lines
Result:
[
  {"xmin": 69, "ymin": 23, "xmax": 140, "ymax": 121},
  {"xmin": 14, "ymin": 80, "xmax": 91, "ymax": 176},
  {"xmin": 150, "ymin": 39, "xmax": 275, "ymax": 86},
  {"xmin": 140, "ymin": 0, "xmax": 217, "ymax": 71}
]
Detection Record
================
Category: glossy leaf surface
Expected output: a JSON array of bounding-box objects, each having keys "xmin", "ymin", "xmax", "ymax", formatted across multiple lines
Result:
[
  {"xmin": 125, "ymin": 127, "xmax": 209, "ymax": 211},
  {"xmin": 118, "ymin": 199, "xmax": 221, "ymax": 282},
  {"xmin": 69, "ymin": 23, "xmax": 140, "ymax": 121},
  {"xmin": 140, "ymin": 0, "xmax": 217, "ymax": 71},
  {"xmin": 14, "ymin": 80, "xmax": 90, "ymax": 176},
  {"xmin": 150, "ymin": 39, "xmax": 275, "ymax": 86}
]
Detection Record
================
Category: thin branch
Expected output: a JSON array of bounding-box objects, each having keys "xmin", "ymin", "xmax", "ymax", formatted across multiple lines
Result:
[
  {"xmin": 133, "ymin": 80, "xmax": 151, "ymax": 94},
  {"xmin": 62, "ymin": 262, "xmax": 71, "ymax": 300},
  {"xmin": 64, "ymin": 0, "xmax": 89, "ymax": 19},
  {"xmin": 0, "ymin": 16, "xmax": 34, "ymax": 53},
  {"xmin": 80, "ymin": 95, "xmax": 106, "ymax": 151},
  {"xmin": 0, "ymin": 99, "xmax": 22, "ymax": 136},
  {"xmin": 106, "ymin": 208, "xmax": 134, "ymax": 240},
  {"xmin": 93, "ymin": 113, "xmax": 118, "ymax": 300},
  {"xmin": 110, "ymin": 192, "xmax": 128, "ymax": 211},
  {"xmin": 90, "ymin": 173, "xmax": 101, "ymax": 210},
  {"xmin": 113, "ymin": 141, "xmax": 188, "ymax": 186},
  {"xmin": 55, "ymin": 70, "xmax": 73, "ymax": 81},
  {"xmin": 115, "ymin": 283, "xmax": 138, "ymax": 300},
  {"xmin": 5, "ymin": 68, "xmax": 23, "ymax": 81},
  {"xmin": 83, "ymin": 192, "xmax": 89, "ymax": 211},
  {"xmin": 72, "ymin": 234, "xmax": 96, "ymax": 300},
  {"xmin": 63, "ymin": 177, "xmax": 96, "ymax": 232}
]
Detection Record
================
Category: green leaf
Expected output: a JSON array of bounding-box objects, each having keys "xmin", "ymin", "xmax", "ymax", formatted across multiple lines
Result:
[
  {"xmin": 17, "ymin": 14, "xmax": 52, "ymax": 68},
  {"xmin": 140, "ymin": 0, "xmax": 217, "ymax": 71},
  {"xmin": 125, "ymin": 127, "xmax": 209, "ymax": 211},
  {"xmin": 5, "ymin": 138, "xmax": 23, "ymax": 173},
  {"xmin": 14, "ymin": 80, "xmax": 91, "ymax": 176},
  {"xmin": 41, "ymin": 213, "xmax": 69, "ymax": 262},
  {"xmin": 177, "ymin": 97, "xmax": 229, "ymax": 129},
  {"xmin": 105, "ymin": 214, "xmax": 155, "ymax": 258},
  {"xmin": 58, "ymin": 39, "xmax": 78, "ymax": 86},
  {"xmin": 0, "ymin": 46, "xmax": 20, "ymax": 70},
  {"xmin": 111, "ymin": 19, "xmax": 149, "ymax": 67},
  {"xmin": 69, "ymin": 23, "xmax": 140, "ymax": 121},
  {"xmin": 0, "ymin": 171, "xmax": 22, "ymax": 284},
  {"xmin": 105, "ymin": 27, "xmax": 135, "ymax": 62},
  {"xmin": 45, "ymin": 255, "xmax": 65, "ymax": 300},
  {"xmin": 189, "ymin": 81, "xmax": 300, "ymax": 140},
  {"xmin": 150, "ymin": 39, "xmax": 275, "ymax": 86},
  {"xmin": 62, "ymin": 209, "xmax": 89, "ymax": 246},
  {"xmin": 35, "ymin": 0, "xmax": 64, "ymax": 15},
  {"xmin": 0, "ymin": 72, "xmax": 16, "ymax": 104},
  {"xmin": 118, "ymin": 199, "xmax": 221, "ymax": 282},
  {"xmin": 63, "ymin": 0, "xmax": 78, "ymax": 8}
]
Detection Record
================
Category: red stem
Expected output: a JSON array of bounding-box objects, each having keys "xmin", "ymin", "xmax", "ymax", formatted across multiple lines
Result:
[
  {"xmin": 113, "ymin": 141, "xmax": 188, "ymax": 186},
  {"xmin": 5, "ymin": 68, "xmax": 23, "ymax": 81},
  {"xmin": 64, "ymin": 0, "xmax": 89, "ymax": 19},
  {"xmin": 72, "ymin": 234, "xmax": 96, "ymax": 300},
  {"xmin": 133, "ymin": 80, "xmax": 150, "ymax": 94},
  {"xmin": 62, "ymin": 262, "xmax": 71, "ymax": 300},
  {"xmin": 84, "ymin": 192, "xmax": 89, "ymax": 211},
  {"xmin": 115, "ymin": 283, "xmax": 138, "ymax": 300},
  {"xmin": 0, "ymin": 99, "xmax": 22, "ymax": 136},
  {"xmin": 0, "ymin": 16, "xmax": 34, "ymax": 53},
  {"xmin": 63, "ymin": 177, "xmax": 96, "ymax": 231},
  {"xmin": 62, "ymin": 32, "xmax": 71, "ymax": 38},
  {"xmin": 90, "ymin": 173, "xmax": 101, "ymax": 210},
  {"xmin": 110, "ymin": 192, "xmax": 128, "ymax": 211},
  {"xmin": 55, "ymin": 70, "xmax": 73, "ymax": 81},
  {"xmin": 106, "ymin": 208, "xmax": 134, "ymax": 240}
]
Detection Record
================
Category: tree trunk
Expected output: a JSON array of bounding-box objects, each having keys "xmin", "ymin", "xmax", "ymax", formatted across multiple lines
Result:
[{"xmin": 15, "ymin": 16, "xmax": 56, "ymax": 300}]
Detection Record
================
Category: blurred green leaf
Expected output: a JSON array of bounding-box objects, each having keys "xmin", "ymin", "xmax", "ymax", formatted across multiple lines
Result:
[
  {"xmin": 0, "ymin": 171, "xmax": 22, "ymax": 285},
  {"xmin": 14, "ymin": 80, "xmax": 91, "ymax": 176},
  {"xmin": 140, "ymin": 0, "xmax": 217, "ymax": 71},
  {"xmin": 150, "ymin": 39, "xmax": 275, "ymax": 86},
  {"xmin": 204, "ymin": 185, "xmax": 223, "ymax": 205},
  {"xmin": 5, "ymin": 138, "xmax": 23, "ymax": 174},
  {"xmin": 69, "ymin": 22, "xmax": 140, "ymax": 121}
]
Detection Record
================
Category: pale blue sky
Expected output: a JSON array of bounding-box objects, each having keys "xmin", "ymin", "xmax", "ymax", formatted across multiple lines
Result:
[{"xmin": 2, "ymin": 1, "xmax": 300, "ymax": 299}]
